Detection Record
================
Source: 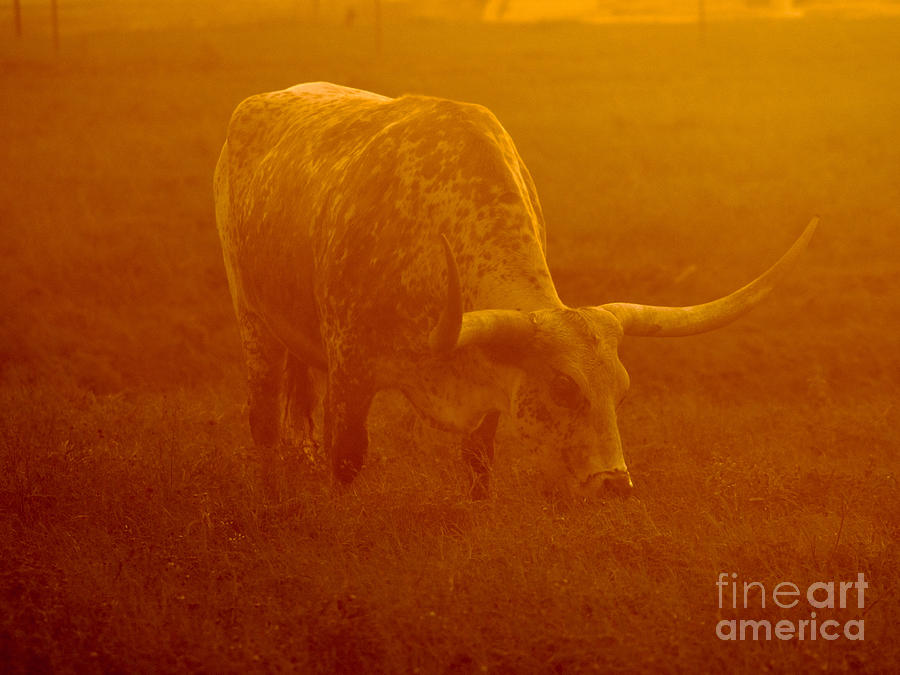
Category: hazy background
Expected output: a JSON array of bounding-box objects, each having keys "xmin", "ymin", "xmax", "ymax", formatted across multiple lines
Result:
[
  {"xmin": 6, "ymin": 0, "xmax": 900, "ymax": 33},
  {"xmin": 1, "ymin": 1, "xmax": 898, "ymax": 672}
]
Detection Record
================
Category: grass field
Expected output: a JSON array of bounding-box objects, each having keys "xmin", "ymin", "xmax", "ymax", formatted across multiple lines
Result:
[{"xmin": 1, "ymin": 8, "xmax": 898, "ymax": 673}]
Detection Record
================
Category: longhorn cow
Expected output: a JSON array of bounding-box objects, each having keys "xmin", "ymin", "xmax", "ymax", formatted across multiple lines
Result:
[{"xmin": 214, "ymin": 82, "xmax": 816, "ymax": 498}]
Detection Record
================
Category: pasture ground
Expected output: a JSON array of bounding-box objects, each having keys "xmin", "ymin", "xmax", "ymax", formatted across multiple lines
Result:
[{"xmin": 1, "ymin": 9, "xmax": 898, "ymax": 673}]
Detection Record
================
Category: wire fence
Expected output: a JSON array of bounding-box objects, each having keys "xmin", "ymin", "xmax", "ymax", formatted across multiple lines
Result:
[{"xmin": 6, "ymin": 0, "xmax": 900, "ymax": 43}]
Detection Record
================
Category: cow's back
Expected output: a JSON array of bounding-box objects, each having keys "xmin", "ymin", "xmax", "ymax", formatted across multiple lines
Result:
[{"xmin": 215, "ymin": 82, "xmax": 556, "ymax": 372}]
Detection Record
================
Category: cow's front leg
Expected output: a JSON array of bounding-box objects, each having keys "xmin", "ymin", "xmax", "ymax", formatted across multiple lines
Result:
[
  {"xmin": 324, "ymin": 372, "xmax": 374, "ymax": 484},
  {"xmin": 462, "ymin": 411, "xmax": 500, "ymax": 499}
]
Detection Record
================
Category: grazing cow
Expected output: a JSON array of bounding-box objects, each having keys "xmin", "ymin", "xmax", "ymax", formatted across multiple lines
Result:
[{"xmin": 214, "ymin": 82, "xmax": 816, "ymax": 498}]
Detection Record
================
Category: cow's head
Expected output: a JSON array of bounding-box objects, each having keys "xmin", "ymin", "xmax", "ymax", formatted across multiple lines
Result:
[
  {"xmin": 430, "ymin": 218, "xmax": 818, "ymax": 498},
  {"xmin": 504, "ymin": 306, "xmax": 632, "ymax": 497}
]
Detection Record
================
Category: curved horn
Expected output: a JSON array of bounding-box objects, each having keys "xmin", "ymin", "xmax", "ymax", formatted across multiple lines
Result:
[
  {"xmin": 456, "ymin": 309, "xmax": 535, "ymax": 351},
  {"xmin": 429, "ymin": 234, "xmax": 464, "ymax": 353},
  {"xmin": 429, "ymin": 235, "xmax": 535, "ymax": 354},
  {"xmin": 599, "ymin": 217, "xmax": 818, "ymax": 337}
]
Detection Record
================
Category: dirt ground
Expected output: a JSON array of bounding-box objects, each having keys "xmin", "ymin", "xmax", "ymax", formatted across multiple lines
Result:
[{"xmin": 1, "ymin": 7, "xmax": 898, "ymax": 673}]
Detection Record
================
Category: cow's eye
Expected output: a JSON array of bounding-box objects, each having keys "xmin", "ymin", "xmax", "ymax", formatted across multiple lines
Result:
[{"xmin": 550, "ymin": 372, "xmax": 583, "ymax": 410}]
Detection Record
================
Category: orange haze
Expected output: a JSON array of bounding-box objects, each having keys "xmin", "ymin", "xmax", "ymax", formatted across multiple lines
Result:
[{"xmin": 1, "ymin": 2, "xmax": 898, "ymax": 672}]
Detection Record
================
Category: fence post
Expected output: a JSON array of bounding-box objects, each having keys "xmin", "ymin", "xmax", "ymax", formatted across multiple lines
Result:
[
  {"xmin": 374, "ymin": 0, "xmax": 382, "ymax": 54},
  {"xmin": 13, "ymin": 0, "xmax": 22, "ymax": 37},
  {"xmin": 51, "ymin": 0, "xmax": 59, "ymax": 52},
  {"xmin": 698, "ymin": 0, "xmax": 706, "ymax": 42}
]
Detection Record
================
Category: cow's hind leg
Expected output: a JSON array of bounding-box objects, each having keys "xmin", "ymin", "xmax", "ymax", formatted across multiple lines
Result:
[
  {"xmin": 324, "ymin": 370, "xmax": 374, "ymax": 484},
  {"xmin": 282, "ymin": 354, "xmax": 323, "ymax": 462},
  {"xmin": 462, "ymin": 411, "xmax": 500, "ymax": 500},
  {"xmin": 236, "ymin": 310, "xmax": 285, "ymax": 458}
]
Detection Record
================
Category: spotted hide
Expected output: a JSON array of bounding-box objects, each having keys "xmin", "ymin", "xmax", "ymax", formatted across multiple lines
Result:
[{"xmin": 214, "ymin": 82, "xmax": 817, "ymax": 498}]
